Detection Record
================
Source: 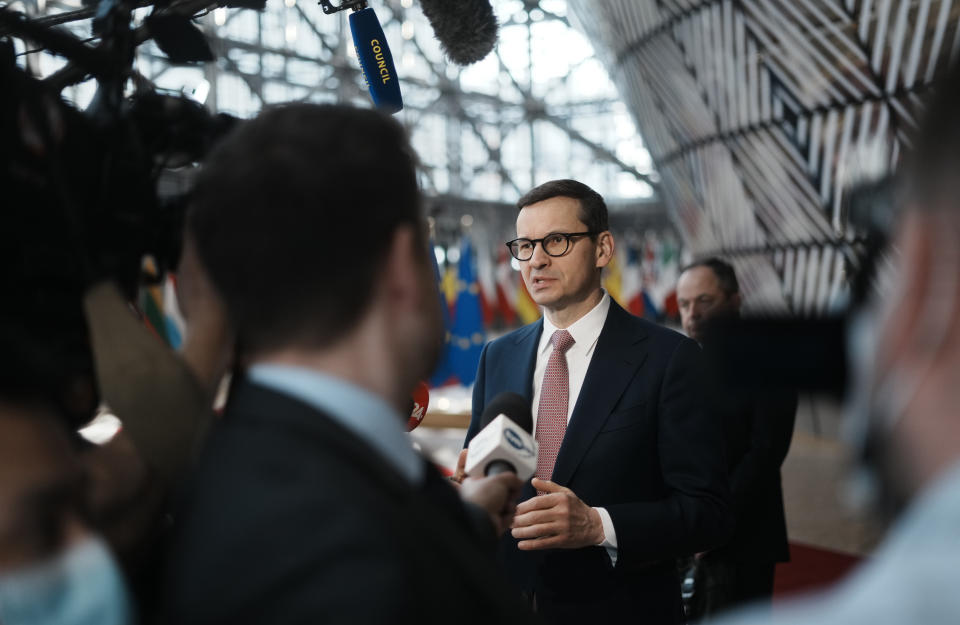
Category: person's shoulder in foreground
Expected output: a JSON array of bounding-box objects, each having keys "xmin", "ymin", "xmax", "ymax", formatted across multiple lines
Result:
[{"xmin": 713, "ymin": 461, "xmax": 960, "ymax": 625}]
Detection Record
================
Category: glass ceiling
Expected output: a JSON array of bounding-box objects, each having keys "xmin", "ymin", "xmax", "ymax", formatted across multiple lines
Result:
[{"xmin": 11, "ymin": 0, "xmax": 657, "ymax": 204}]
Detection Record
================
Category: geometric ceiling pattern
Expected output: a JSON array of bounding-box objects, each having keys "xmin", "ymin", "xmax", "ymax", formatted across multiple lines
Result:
[{"xmin": 569, "ymin": 0, "xmax": 960, "ymax": 313}]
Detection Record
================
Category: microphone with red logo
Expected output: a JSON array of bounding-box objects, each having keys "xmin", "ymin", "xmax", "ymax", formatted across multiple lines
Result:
[
  {"xmin": 465, "ymin": 392, "xmax": 536, "ymax": 481},
  {"xmin": 407, "ymin": 380, "xmax": 429, "ymax": 432}
]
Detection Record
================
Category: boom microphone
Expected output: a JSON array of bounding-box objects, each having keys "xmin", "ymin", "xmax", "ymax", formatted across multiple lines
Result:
[
  {"xmin": 349, "ymin": 5, "xmax": 403, "ymax": 113},
  {"xmin": 419, "ymin": 0, "xmax": 498, "ymax": 65},
  {"xmin": 465, "ymin": 392, "xmax": 536, "ymax": 481}
]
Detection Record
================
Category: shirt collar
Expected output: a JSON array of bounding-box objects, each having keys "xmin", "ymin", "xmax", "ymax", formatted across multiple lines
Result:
[
  {"xmin": 540, "ymin": 291, "xmax": 611, "ymax": 355},
  {"xmin": 246, "ymin": 364, "xmax": 424, "ymax": 485}
]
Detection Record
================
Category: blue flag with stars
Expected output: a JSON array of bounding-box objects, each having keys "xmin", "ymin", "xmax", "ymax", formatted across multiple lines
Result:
[{"xmin": 448, "ymin": 237, "xmax": 485, "ymax": 386}]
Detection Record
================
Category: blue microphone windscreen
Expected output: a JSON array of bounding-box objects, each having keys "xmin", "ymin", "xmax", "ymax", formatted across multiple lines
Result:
[{"xmin": 349, "ymin": 8, "xmax": 403, "ymax": 114}]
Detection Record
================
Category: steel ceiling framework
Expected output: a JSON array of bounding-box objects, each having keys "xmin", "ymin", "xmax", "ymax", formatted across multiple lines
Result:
[{"xmin": 9, "ymin": 0, "xmax": 658, "ymax": 218}]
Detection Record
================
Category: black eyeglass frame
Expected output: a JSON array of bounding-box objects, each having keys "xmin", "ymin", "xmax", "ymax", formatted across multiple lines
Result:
[{"xmin": 505, "ymin": 231, "xmax": 599, "ymax": 261}]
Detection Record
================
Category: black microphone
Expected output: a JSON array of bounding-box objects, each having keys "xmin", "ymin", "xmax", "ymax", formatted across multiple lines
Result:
[
  {"xmin": 419, "ymin": 0, "xmax": 499, "ymax": 65},
  {"xmin": 466, "ymin": 392, "xmax": 536, "ymax": 479}
]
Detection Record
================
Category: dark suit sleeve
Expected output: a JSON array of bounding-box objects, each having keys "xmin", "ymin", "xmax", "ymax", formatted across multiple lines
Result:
[
  {"xmin": 729, "ymin": 391, "xmax": 797, "ymax": 513},
  {"xmin": 464, "ymin": 342, "xmax": 490, "ymax": 446},
  {"xmin": 605, "ymin": 338, "xmax": 733, "ymax": 565}
]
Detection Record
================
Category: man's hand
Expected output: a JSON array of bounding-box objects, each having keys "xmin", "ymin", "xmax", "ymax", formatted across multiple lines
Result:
[
  {"xmin": 511, "ymin": 478, "xmax": 605, "ymax": 550},
  {"xmin": 449, "ymin": 448, "xmax": 468, "ymax": 486},
  {"xmin": 459, "ymin": 472, "xmax": 523, "ymax": 535}
]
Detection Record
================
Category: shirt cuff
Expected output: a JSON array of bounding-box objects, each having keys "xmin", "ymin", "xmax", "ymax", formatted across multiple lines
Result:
[{"xmin": 594, "ymin": 507, "xmax": 618, "ymax": 566}]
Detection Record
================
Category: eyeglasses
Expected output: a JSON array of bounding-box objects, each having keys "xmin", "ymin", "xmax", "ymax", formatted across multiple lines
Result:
[{"xmin": 505, "ymin": 231, "xmax": 597, "ymax": 261}]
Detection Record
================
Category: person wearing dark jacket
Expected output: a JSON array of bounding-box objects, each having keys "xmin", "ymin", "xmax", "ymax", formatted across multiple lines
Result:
[
  {"xmin": 677, "ymin": 258, "xmax": 796, "ymax": 618},
  {"xmin": 163, "ymin": 104, "xmax": 534, "ymax": 625}
]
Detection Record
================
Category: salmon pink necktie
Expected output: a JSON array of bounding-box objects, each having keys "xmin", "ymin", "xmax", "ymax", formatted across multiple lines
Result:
[{"xmin": 534, "ymin": 329, "xmax": 575, "ymax": 487}]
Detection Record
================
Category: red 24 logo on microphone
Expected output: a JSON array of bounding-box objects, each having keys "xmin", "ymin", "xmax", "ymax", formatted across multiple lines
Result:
[{"xmin": 407, "ymin": 381, "xmax": 430, "ymax": 432}]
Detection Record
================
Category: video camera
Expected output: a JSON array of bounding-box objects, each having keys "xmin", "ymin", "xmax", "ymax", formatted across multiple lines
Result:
[
  {"xmin": 1, "ymin": 0, "xmax": 242, "ymax": 423},
  {"xmin": 699, "ymin": 173, "xmax": 901, "ymax": 399}
]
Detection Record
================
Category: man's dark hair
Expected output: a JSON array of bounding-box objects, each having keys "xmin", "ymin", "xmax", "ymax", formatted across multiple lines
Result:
[
  {"xmin": 516, "ymin": 179, "xmax": 609, "ymax": 234},
  {"xmin": 187, "ymin": 103, "xmax": 423, "ymax": 356},
  {"xmin": 680, "ymin": 257, "xmax": 740, "ymax": 297}
]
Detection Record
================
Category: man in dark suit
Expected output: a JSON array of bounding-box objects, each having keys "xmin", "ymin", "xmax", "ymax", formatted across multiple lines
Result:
[
  {"xmin": 466, "ymin": 180, "xmax": 732, "ymax": 624},
  {"xmin": 676, "ymin": 258, "xmax": 796, "ymax": 618},
  {"xmin": 163, "ymin": 104, "xmax": 533, "ymax": 625}
]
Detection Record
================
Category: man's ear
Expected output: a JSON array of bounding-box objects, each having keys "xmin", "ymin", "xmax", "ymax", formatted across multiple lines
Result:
[
  {"xmin": 730, "ymin": 292, "xmax": 743, "ymax": 311},
  {"xmin": 177, "ymin": 233, "xmax": 232, "ymax": 394},
  {"xmin": 595, "ymin": 231, "xmax": 615, "ymax": 269},
  {"xmin": 382, "ymin": 225, "xmax": 422, "ymax": 311}
]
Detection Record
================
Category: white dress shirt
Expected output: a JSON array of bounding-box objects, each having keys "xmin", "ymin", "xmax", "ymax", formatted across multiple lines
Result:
[{"xmin": 532, "ymin": 291, "xmax": 619, "ymax": 564}]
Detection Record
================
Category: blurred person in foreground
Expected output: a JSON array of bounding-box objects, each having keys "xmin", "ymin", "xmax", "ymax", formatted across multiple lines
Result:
[
  {"xmin": 0, "ymin": 330, "xmax": 132, "ymax": 625},
  {"xmin": 715, "ymin": 62, "xmax": 960, "ymax": 625},
  {"xmin": 163, "ymin": 103, "xmax": 534, "ymax": 625},
  {"xmin": 676, "ymin": 259, "xmax": 796, "ymax": 619},
  {"xmin": 0, "ymin": 265, "xmax": 227, "ymax": 625},
  {"xmin": 1, "ymin": 53, "xmax": 232, "ymax": 623}
]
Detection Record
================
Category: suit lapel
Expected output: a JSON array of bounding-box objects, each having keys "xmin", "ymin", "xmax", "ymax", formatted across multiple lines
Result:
[
  {"xmin": 506, "ymin": 321, "xmax": 542, "ymax": 503},
  {"xmin": 504, "ymin": 319, "xmax": 543, "ymax": 402},
  {"xmin": 550, "ymin": 301, "xmax": 649, "ymax": 487}
]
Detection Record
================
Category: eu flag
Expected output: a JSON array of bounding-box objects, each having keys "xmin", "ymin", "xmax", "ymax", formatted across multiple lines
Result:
[{"xmin": 448, "ymin": 237, "xmax": 485, "ymax": 386}]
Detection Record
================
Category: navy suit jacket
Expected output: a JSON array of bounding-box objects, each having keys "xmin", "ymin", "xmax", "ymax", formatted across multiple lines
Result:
[
  {"xmin": 467, "ymin": 300, "xmax": 733, "ymax": 624},
  {"xmin": 165, "ymin": 380, "xmax": 535, "ymax": 625}
]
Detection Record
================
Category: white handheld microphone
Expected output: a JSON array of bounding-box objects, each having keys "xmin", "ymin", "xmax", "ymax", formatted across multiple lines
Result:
[{"xmin": 465, "ymin": 392, "xmax": 537, "ymax": 482}]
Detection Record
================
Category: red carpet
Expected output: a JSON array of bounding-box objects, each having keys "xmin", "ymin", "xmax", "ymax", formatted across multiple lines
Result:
[{"xmin": 773, "ymin": 542, "xmax": 862, "ymax": 599}]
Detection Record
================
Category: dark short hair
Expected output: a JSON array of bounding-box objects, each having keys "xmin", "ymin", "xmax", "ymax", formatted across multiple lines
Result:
[
  {"xmin": 187, "ymin": 103, "xmax": 423, "ymax": 356},
  {"xmin": 516, "ymin": 179, "xmax": 609, "ymax": 234},
  {"xmin": 680, "ymin": 257, "xmax": 740, "ymax": 297}
]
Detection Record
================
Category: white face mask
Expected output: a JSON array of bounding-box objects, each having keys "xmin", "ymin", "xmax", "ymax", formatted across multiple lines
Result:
[{"xmin": 0, "ymin": 537, "xmax": 132, "ymax": 625}]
